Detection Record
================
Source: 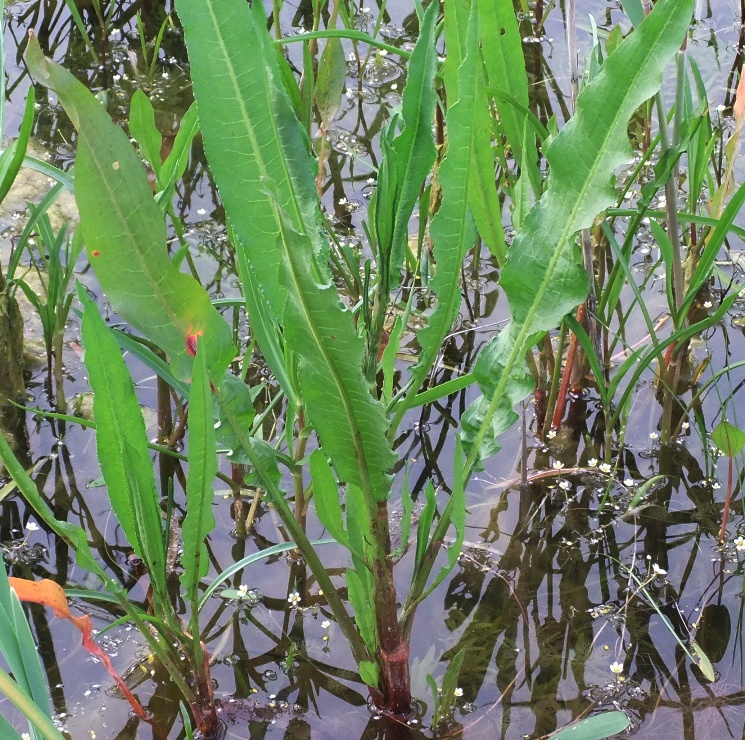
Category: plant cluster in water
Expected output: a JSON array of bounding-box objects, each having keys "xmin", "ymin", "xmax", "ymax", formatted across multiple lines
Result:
[{"xmin": 0, "ymin": 0, "xmax": 744, "ymax": 737}]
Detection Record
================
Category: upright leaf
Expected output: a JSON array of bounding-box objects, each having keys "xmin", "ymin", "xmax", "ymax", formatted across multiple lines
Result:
[
  {"xmin": 443, "ymin": 0, "xmax": 507, "ymax": 262},
  {"xmin": 370, "ymin": 1, "xmax": 438, "ymax": 283},
  {"xmin": 181, "ymin": 340, "xmax": 218, "ymax": 613},
  {"xmin": 479, "ymin": 0, "xmax": 541, "ymax": 193},
  {"xmin": 400, "ymin": 5, "xmax": 478, "ymax": 414},
  {"xmin": 462, "ymin": 0, "xmax": 693, "ymax": 465},
  {"xmin": 27, "ymin": 37, "xmax": 235, "ymax": 381},
  {"xmin": 177, "ymin": 0, "xmax": 395, "ymax": 501},
  {"xmin": 79, "ymin": 288, "xmax": 168, "ymax": 612}
]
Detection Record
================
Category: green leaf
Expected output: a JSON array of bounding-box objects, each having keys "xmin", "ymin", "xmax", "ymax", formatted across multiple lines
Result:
[
  {"xmin": 0, "ymin": 88, "xmax": 34, "ymax": 205},
  {"xmin": 479, "ymin": 0, "xmax": 539, "ymax": 192},
  {"xmin": 347, "ymin": 569, "xmax": 377, "ymax": 654},
  {"xmin": 443, "ymin": 0, "xmax": 506, "ymax": 263},
  {"xmin": 358, "ymin": 659, "xmax": 380, "ymax": 689},
  {"xmin": 79, "ymin": 288, "xmax": 168, "ymax": 611},
  {"xmin": 315, "ymin": 36, "xmax": 346, "ymax": 126},
  {"xmin": 549, "ymin": 711, "xmax": 630, "ymax": 740},
  {"xmin": 26, "ymin": 38, "xmax": 235, "ymax": 381},
  {"xmin": 129, "ymin": 89, "xmax": 163, "ymax": 177},
  {"xmin": 370, "ymin": 1, "xmax": 438, "ymax": 283},
  {"xmin": 711, "ymin": 420, "xmax": 745, "ymax": 458},
  {"xmin": 213, "ymin": 373, "xmax": 256, "ymax": 459},
  {"xmin": 415, "ymin": 481, "xmax": 437, "ymax": 569},
  {"xmin": 181, "ymin": 339, "xmax": 218, "ymax": 613},
  {"xmin": 463, "ymin": 0, "xmax": 693, "ymax": 467},
  {"xmin": 0, "ymin": 560, "xmax": 52, "ymax": 724},
  {"xmin": 402, "ymin": 6, "xmax": 479, "ymax": 410},
  {"xmin": 310, "ymin": 450, "xmax": 349, "ymax": 548},
  {"xmin": 177, "ymin": 0, "xmax": 394, "ymax": 501},
  {"xmin": 157, "ymin": 102, "xmax": 199, "ymax": 202}
]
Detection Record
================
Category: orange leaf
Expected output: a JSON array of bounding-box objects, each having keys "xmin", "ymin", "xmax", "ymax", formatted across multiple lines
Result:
[{"xmin": 9, "ymin": 577, "xmax": 150, "ymax": 723}]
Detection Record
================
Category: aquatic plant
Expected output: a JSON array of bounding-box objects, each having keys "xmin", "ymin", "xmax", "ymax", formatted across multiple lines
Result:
[{"xmin": 2, "ymin": 0, "xmax": 741, "ymax": 735}]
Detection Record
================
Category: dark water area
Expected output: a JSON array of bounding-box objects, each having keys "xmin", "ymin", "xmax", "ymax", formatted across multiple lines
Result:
[{"xmin": 1, "ymin": 0, "xmax": 745, "ymax": 738}]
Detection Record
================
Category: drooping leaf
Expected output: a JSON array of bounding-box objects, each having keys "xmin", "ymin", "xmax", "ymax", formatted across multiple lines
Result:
[
  {"xmin": 181, "ymin": 339, "xmax": 217, "ymax": 609},
  {"xmin": 177, "ymin": 0, "xmax": 394, "ymax": 500},
  {"xmin": 9, "ymin": 577, "xmax": 149, "ymax": 722},
  {"xmin": 0, "ymin": 431, "xmax": 110, "ymax": 580},
  {"xmin": 462, "ymin": 0, "xmax": 693, "ymax": 466},
  {"xmin": 26, "ymin": 37, "xmax": 235, "ymax": 381}
]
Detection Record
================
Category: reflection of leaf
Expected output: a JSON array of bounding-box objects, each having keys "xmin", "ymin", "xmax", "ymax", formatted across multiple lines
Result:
[
  {"xmin": 9, "ymin": 577, "xmax": 149, "ymax": 722},
  {"xmin": 711, "ymin": 420, "xmax": 745, "ymax": 457},
  {"xmin": 696, "ymin": 604, "xmax": 731, "ymax": 664}
]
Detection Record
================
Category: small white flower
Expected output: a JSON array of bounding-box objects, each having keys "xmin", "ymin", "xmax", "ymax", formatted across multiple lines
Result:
[
  {"xmin": 321, "ymin": 620, "xmax": 331, "ymax": 629},
  {"xmin": 717, "ymin": 103, "xmax": 726, "ymax": 112},
  {"xmin": 546, "ymin": 429, "xmax": 557, "ymax": 439},
  {"xmin": 238, "ymin": 584, "xmax": 249, "ymax": 597},
  {"xmin": 377, "ymin": 49, "xmax": 388, "ymax": 57},
  {"xmin": 338, "ymin": 197, "xmax": 347, "ymax": 206},
  {"xmin": 22, "ymin": 734, "xmax": 31, "ymax": 740},
  {"xmin": 610, "ymin": 661, "xmax": 624, "ymax": 675},
  {"xmin": 25, "ymin": 521, "xmax": 39, "ymax": 532},
  {"xmin": 681, "ymin": 421, "xmax": 690, "ymax": 430},
  {"xmin": 112, "ymin": 73, "xmax": 121, "ymax": 82},
  {"xmin": 453, "ymin": 687, "xmax": 463, "ymax": 697},
  {"xmin": 713, "ymin": 481, "xmax": 721, "ymax": 490},
  {"xmin": 735, "ymin": 536, "xmax": 745, "ymax": 552},
  {"xmin": 361, "ymin": 6, "xmax": 370, "ymax": 12},
  {"xmin": 346, "ymin": 87, "xmax": 354, "ymax": 98},
  {"xmin": 599, "ymin": 463, "xmax": 612, "ymax": 474},
  {"xmin": 588, "ymin": 458, "xmax": 598, "ymax": 468},
  {"xmin": 624, "ymin": 478, "xmax": 634, "ymax": 487},
  {"xmin": 649, "ymin": 432, "xmax": 659, "ymax": 440},
  {"xmin": 288, "ymin": 591, "xmax": 301, "ymax": 607},
  {"xmin": 652, "ymin": 563, "xmax": 667, "ymax": 577},
  {"xmin": 391, "ymin": 83, "xmax": 398, "ymax": 90},
  {"xmin": 703, "ymin": 301, "xmax": 713, "ymax": 309},
  {"xmin": 552, "ymin": 461, "xmax": 564, "ymax": 470},
  {"xmin": 558, "ymin": 480, "xmax": 570, "ymax": 491},
  {"xmin": 197, "ymin": 208, "xmax": 206, "ymax": 216},
  {"xmin": 367, "ymin": 177, "xmax": 375, "ymax": 184}
]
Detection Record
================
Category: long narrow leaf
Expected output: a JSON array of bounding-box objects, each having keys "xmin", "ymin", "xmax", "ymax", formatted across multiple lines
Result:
[
  {"xmin": 27, "ymin": 37, "xmax": 235, "ymax": 381},
  {"xmin": 181, "ymin": 339, "xmax": 217, "ymax": 623},
  {"xmin": 79, "ymin": 288, "xmax": 168, "ymax": 612},
  {"xmin": 177, "ymin": 0, "xmax": 394, "ymax": 501},
  {"xmin": 462, "ymin": 0, "xmax": 693, "ymax": 466}
]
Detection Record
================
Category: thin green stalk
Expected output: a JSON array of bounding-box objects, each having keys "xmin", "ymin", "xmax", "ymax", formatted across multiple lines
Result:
[
  {"xmin": 275, "ymin": 29, "xmax": 411, "ymax": 59},
  {"xmin": 0, "ymin": 666, "xmax": 64, "ymax": 740}
]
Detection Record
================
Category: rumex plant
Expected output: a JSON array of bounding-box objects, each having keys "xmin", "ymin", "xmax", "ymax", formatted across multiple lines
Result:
[{"xmin": 0, "ymin": 0, "xmax": 712, "ymax": 734}]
